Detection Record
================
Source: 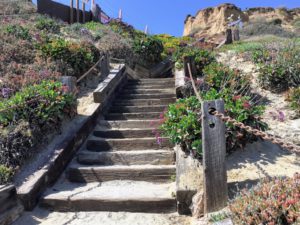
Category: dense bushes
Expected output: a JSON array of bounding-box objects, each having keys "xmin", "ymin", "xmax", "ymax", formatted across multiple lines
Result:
[
  {"xmin": 5, "ymin": 24, "xmax": 31, "ymax": 40},
  {"xmin": 230, "ymin": 174, "xmax": 300, "ymax": 225},
  {"xmin": 0, "ymin": 81, "xmax": 76, "ymax": 184},
  {"xmin": 160, "ymin": 62, "xmax": 266, "ymax": 157},
  {"xmin": 38, "ymin": 38, "xmax": 100, "ymax": 77},
  {"xmin": 35, "ymin": 16, "xmax": 61, "ymax": 33},
  {"xmin": 160, "ymin": 96, "xmax": 202, "ymax": 156},
  {"xmin": 132, "ymin": 36, "xmax": 164, "ymax": 67},
  {"xmin": 254, "ymin": 41, "xmax": 300, "ymax": 93},
  {"xmin": 154, "ymin": 34, "xmax": 193, "ymax": 58},
  {"xmin": 173, "ymin": 47, "xmax": 215, "ymax": 76}
]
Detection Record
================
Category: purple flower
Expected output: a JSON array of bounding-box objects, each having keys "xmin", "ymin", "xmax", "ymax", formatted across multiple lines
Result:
[
  {"xmin": 277, "ymin": 111, "xmax": 285, "ymax": 122},
  {"xmin": 1, "ymin": 88, "xmax": 12, "ymax": 98}
]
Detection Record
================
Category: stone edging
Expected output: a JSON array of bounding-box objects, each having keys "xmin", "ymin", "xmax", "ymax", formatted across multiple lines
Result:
[{"xmin": 17, "ymin": 65, "xmax": 126, "ymax": 211}]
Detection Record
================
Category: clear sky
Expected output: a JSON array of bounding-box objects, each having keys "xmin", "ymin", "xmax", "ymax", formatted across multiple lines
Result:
[{"xmin": 32, "ymin": 0, "xmax": 300, "ymax": 36}]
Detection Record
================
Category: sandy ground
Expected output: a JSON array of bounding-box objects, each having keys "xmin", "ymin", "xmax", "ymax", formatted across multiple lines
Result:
[
  {"xmin": 217, "ymin": 51, "xmax": 300, "ymax": 146},
  {"xmin": 13, "ymin": 209, "xmax": 192, "ymax": 225}
]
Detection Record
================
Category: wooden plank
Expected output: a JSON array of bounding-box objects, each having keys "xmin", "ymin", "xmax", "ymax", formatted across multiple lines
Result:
[
  {"xmin": 202, "ymin": 100, "xmax": 227, "ymax": 213},
  {"xmin": 76, "ymin": 0, "xmax": 79, "ymax": 23},
  {"xmin": 82, "ymin": 2, "xmax": 85, "ymax": 23}
]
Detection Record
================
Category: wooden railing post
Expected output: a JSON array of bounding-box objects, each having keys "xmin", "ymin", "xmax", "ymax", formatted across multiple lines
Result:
[
  {"xmin": 70, "ymin": 0, "xmax": 73, "ymax": 24},
  {"xmin": 202, "ymin": 99, "xmax": 228, "ymax": 213},
  {"xmin": 183, "ymin": 56, "xmax": 197, "ymax": 77}
]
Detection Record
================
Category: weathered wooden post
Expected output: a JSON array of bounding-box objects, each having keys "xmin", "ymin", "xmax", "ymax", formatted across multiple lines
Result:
[
  {"xmin": 225, "ymin": 29, "xmax": 233, "ymax": 44},
  {"xmin": 183, "ymin": 56, "xmax": 197, "ymax": 78},
  {"xmin": 76, "ymin": 0, "xmax": 79, "ymax": 23},
  {"xmin": 61, "ymin": 76, "xmax": 77, "ymax": 95},
  {"xmin": 202, "ymin": 99, "xmax": 228, "ymax": 214},
  {"xmin": 82, "ymin": 1, "xmax": 86, "ymax": 23},
  {"xmin": 70, "ymin": 0, "xmax": 74, "ymax": 24},
  {"xmin": 232, "ymin": 29, "xmax": 240, "ymax": 41}
]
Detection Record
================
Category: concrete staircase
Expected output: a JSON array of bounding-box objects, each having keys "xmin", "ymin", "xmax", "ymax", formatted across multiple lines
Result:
[{"xmin": 40, "ymin": 78, "xmax": 177, "ymax": 214}]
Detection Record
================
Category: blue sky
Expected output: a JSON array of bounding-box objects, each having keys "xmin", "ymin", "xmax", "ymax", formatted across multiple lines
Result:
[{"xmin": 32, "ymin": 0, "xmax": 300, "ymax": 36}]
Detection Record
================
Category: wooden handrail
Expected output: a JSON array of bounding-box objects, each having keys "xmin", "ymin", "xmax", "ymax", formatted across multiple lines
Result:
[{"xmin": 76, "ymin": 55, "xmax": 105, "ymax": 84}]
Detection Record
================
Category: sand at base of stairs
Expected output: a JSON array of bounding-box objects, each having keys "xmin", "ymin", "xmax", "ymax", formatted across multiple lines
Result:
[{"xmin": 13, "ymin": 208, "xmax": 191, "ymax": 225}]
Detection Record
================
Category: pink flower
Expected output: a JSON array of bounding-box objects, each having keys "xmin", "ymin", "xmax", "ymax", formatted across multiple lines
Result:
[{"xmin": 243, "ymin": 101, "xmax": 251, "ymax": 109}]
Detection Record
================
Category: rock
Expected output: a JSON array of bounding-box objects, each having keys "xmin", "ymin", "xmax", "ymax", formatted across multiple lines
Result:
[
  {"xmin": 183, "ymin": 3, "xmax": 300, "ymax": 39},
  {"xmin": 190, "ymin": 191, "xmax": 204, "ymax": 218}
]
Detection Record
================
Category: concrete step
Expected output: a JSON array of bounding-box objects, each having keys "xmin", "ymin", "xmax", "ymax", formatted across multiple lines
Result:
[
  {"xmin": 98, "ymin": 120, "xmax": 161, "ymax": 129},
  {"xmin": 105, "ymin": 112, "xmax": 161, "ymax": 120},
  {"xmin": 40, "ymin": 180, "xmax": 176, "ymax": 213},
  {"xmin": 77, "ymin": 150, "xmax": 175, "ymax": 166},
  {"xmin": 113, "ymin": 98, "xmax": 176, "ymax": 106},
  {"xmin": 93, "ymin": 128, "xmax": 155, "ymax": 138},
  {"xmin": 86, "ymin": 137, "xmax": 172, "ymax": 152},
  {"xmin": 67, "ymin": 164, "xmax": 176, "ymax": 183},
  {"xmin": 121, "ymin": 89, "xmax": 175, "ymax": 95},
  {"xmin": 109, "ymin": 105, "xmax": 167, "ymax": 113},
  {"xmin": 118, "ymin": 93, "xmax": 176, "ymax": 100}
]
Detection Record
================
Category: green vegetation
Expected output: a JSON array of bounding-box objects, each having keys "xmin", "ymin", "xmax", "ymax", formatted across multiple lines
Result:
[
  {"xmin": 38, "ymin": 38, "xmax": 100, "ymax": 77},
  {"xmin": 35, "ymin": 16, "xmax": 61, "ymax": 33},
  {"xmin": 160, "ymin": 60, "xmax": 266, "ymax": 157},
  {"xmin": 5, "ymin": 24, "xmax": 31, "ymax": 40},
  {"xmin": 132, "ymin": 36, "xmax": 164, "ymax": 67},
  {"xmin": 173, "ymin": 47, "xmax": 215, "ymax": 76},
  {"xmin": 287, "ymin": 88, "xmax": 300, "ymax": 115},
  {"xmin": 0, "ymin": 81, "xmax": 76, "ymax": 184},
  {"xmin": 0, "ymin": 165, "xmax": 14, "ymax": 185},
  {"xmin": 230, "ymin": 174, "xmax": 300, "ymax": 225}
]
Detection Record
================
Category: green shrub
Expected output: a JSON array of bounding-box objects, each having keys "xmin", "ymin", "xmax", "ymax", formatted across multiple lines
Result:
[
  {"xmin": 160, "ymin": 96, "xmax": 202, "ymax": 156},
  {"xmin": 287, "ymin": 87, "xmax": 300, "ymax": 114},
  {"xmin": 0, "ymin": 81, "xmax": 76, "ymax": 178},
  {"xmin": 257, "ymin": 42, "xmax": 300, "ymax": 93},
  {"xmin": 160, "ymin": 87, "xmax": 266, "ymax": 157},
  {"xmin": 109, "ymin": 19, "xmax": 145, "ymax": 40},
  {"xmin": 0, "ymin": 165, "xmax": 13, "ymax": 185},
  {"xmin": 203, "ymin": 62, "xmax": 250, "ymax": 92},
  {"xmin": 0, "ymin": 81, "xmax": 76, "ymax": 126},
  {"xmin": 38, "ymin": 38, "xmax": 100, "ymax": 77},
  {"xmin": 173, "ymin": 47, "xmax": 215, "ymax": 76},
  {"xmin": 229, "ymin": 174, "xmax": 300, "ymax": 225},
  {"xmin": 5, "ymin": 24, "xmax": 31, "ymax": 40},
  {"xmin": 154, "ymin": 34, "xmax": 193, "ymax": 59},
  {"xmin": 133, "ymin": 36, "xmax": 164, "ymax": 67},
  {"xmin": 35, "ymin": 17, "xmax": 61, "ymax": 33}
]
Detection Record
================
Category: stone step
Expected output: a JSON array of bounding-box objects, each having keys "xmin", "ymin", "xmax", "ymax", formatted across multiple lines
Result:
[
  {"xmin": 86, "ymin": 137, "xmax": 172, "ymax": 152},
  {"xmin": 118, "ymin": 93, "xmax": 176, "ymax": 100},
  {"xmin": 67, "ymin": 164, "xmax": 176, "ymax": 183},
  {"xmin": 93, "ymin": 128, "xmax": 155, "ymax": 138},
  {"xmin": 113, "ymin": 98, "xmax": 176, "ymax": 106},
  {"xmin": 40, "ymin": 180, "xmax": 176, "ymax": 213},
  {"xmin": 77, "ymin": 150, "xmax": 175, "ymax": 166},
  {"xmin": 105, "ymin": 112, "xmax": 161, "ymax": 120},
  {"xmin": 98, "ymin": 120, "xmax": 161, "ymax": 129},
  {"xmin": 109, "ymin": 105, "xmax": 168, "ymax": 113},
  {"xmin": 127, "ymin": 78, "xmax": 174, "ymax": 85},
  {"xmin": 121, "ymin": 89, "xmax": 175, "ymax": 95}
]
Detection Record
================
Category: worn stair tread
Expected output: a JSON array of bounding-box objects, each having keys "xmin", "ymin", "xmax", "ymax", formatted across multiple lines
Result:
[
  {"xmin": 93, "ymin": 128, "xmax": 154, "ymax": 138},
  {"xmin": 109, "ymin": 105, "xmax": 168, "ymax": 113},
  {"xmin": 118, "ymin": 93, "xmax": 176, "ymax": 100},
  {"xmin": 86, "ymin": 137, "xmax": 172, "ymax": 151},
  {"xmin": 67, "ymin": 163, "xmax": 176, "ymax": 183},
  {"xmin": 77, "ymin": 150, "xmax": 175, "ymax": 165},
  {"xmin": 41, "ymin": 180, "xmax": 176, "ymax": 212},
  {"xmin": 113, "ymin": 98, "xmax": 176, "ymax": 106},
  {"xmin": 105, "ymin": 112, "xmax": 161, "ymax": 120},
  {"xmin": 97, "ymin": 120, "xmax": 160, "ymax": 129},
  {"xmin": 121, "ymin": 89, "xmax": 175, "ymax": 95}
]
